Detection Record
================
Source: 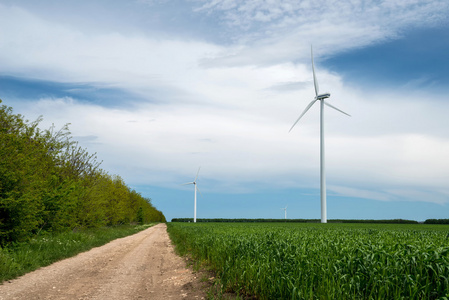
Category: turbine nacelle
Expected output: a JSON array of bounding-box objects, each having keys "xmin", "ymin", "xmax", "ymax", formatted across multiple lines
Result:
[{"xmin": 316, "ymin": 93, "xmax": 330, "ymax": 100}]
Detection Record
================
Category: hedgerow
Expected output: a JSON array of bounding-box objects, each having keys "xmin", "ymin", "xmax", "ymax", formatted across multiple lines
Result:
[{"xmin": 0, "ymin": 100, "xmax": 165, "ymax": 245}]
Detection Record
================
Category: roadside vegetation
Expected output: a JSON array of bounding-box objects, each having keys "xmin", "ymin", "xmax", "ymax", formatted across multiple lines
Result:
[
  {"xmin": 0, "ymin": 223, "xmax": 156, "ymax": 283},
  {"xmin": 0, "ymin": 100, "xmax": 165, "ymax": 248},
  {"xmin": 168, "ymin": 222, "xmax": 449, "ymax": 299}
]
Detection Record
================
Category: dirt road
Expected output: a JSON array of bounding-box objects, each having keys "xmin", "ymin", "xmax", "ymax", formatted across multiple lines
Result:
[{"xmin": 0, "ymin": 224, "xmax": 208, "ymax": 300}]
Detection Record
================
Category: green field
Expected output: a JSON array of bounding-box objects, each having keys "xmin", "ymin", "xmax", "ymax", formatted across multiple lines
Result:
[{"xmin": 167, "ymin": 222, "xmax": 449, "ymax": 299}]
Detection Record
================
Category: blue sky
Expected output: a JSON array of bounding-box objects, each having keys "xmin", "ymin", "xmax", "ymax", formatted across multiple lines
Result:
[{"xmin": 1, "ymin": 0, "xmax": 449, "ymax": 222}]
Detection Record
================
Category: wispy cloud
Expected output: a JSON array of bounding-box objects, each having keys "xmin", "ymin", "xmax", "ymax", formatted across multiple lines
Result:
[{"xmin": 195, "ymin": 0, "xmax": 449, "ymax": 66}]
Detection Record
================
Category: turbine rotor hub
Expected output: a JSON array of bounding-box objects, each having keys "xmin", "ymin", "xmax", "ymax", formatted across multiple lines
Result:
[{"xmin": 316, "ymin": 93, "xmax": 331, "ymax": 100}]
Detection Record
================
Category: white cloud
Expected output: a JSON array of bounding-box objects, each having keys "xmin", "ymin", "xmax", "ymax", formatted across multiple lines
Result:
[
  {"xmin": 0, "ymin": 4, "xmax": 221, "ymax": 89},
  {"xmin": 1, "ymin": 1, "xmax": 449, "ymax": 208},
  {"xmin": 16, "ymin": 78, "xmax": 449, "ymax": 205}
]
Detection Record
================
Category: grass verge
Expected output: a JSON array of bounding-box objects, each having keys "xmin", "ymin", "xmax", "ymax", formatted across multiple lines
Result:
[
  {"xmin": 0, "ymin": 223, "xmax": 157, "ymax": 283},
  {"xmin": 167, "ymin": 223, "xmax": 242, "ymax": 299}
]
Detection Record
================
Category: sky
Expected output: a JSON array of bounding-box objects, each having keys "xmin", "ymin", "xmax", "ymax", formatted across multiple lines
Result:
[{"xmin": 1, "ymin": 0, "xmax": 449, "ymax": 222}]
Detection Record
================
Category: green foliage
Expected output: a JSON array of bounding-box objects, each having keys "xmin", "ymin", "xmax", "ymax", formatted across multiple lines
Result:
[
  {"xmin": 137, "ymin": 207, "xmax": 144, "ymax": 225},
  {"xmin": 424, "ymin": 219, "xmax": 449, "ymax": 224},
  {"xmin": 167, "ymin": 222, "xmax": 449, "ymax": 299},
  {"xmin": 0, "ymin": 100, "xmax": 165, "ymax": 245}
]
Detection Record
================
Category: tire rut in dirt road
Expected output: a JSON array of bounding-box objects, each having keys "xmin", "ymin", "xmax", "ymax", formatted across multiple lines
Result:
[{"xmin": 0, "ymin": 223, "xmax": 208, "ymax": 300}]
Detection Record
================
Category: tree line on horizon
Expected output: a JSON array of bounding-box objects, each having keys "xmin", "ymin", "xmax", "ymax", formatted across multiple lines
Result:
[
  {"xmin": 0, "ymin": 100, "xmax": 165, "ymax": 245},
  {"xmin": 171, "ymin": 218, "xmax": 428, "ymax": 224}
]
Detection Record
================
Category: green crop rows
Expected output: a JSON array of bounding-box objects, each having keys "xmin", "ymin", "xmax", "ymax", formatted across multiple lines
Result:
[{"xmin": 167, "ymin": 222, "xmax": 449, "ymax": 299}]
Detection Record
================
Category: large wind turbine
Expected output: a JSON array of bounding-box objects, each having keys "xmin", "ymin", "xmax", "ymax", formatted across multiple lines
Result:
[
  {"xmin": 289, "ymin": 46, "xmax": 350, "ymax": 223},
  {"xmin": 182, "ymin": 167, "xmax": 201, "ymax": 223},
  {"xmin": 281, "ymin": 206, "xmax": 288, "ymax": 220}
]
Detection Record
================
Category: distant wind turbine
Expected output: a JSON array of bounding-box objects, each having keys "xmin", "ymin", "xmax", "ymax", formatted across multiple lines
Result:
[
  {"xmin": 281, "ymin": 206, "xmax": 288, "ymax": 220},
  {"xmin": 289, "ymin": 46, "xmax": 350, "ymax": 223},
  {"xmin": 182, "ymin": 167, "xmax": 202, "ymax": 223}
]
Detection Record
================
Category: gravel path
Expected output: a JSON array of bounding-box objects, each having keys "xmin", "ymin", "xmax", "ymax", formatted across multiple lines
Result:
[{"xmin": 0, "ymin": 223, "xmax": 208, "ymax": 300}]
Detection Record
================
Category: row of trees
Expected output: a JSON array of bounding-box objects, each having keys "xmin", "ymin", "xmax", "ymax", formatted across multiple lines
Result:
[
  {"xmin": 424, "ymin": 219, "xmax": 449, "ymax": 224},
  {"xmin": 0, "ymin": 100, "xmax": 165, "ymax": 245},
  {"xmin": 171, "ymin": 218, "xmax": 419, "ymax": 224}
]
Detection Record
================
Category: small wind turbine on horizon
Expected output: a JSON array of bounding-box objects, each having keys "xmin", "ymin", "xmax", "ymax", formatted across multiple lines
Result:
[
  {"xmin": 289, "ymin": 46, "xmax": 350, "ymax": 223},
  {"xmin": 281, "ymin": 205, "xmax": 288, "ymax": 220},
  {"xmin": 182, "ymin": 167, "xmax": 202, "ymax": 223}
]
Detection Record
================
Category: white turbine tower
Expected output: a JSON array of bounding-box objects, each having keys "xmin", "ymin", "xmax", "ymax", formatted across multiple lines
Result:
[
  {"xmin": 281, "ymin": 206, "xmax": 288, "ymax": 220},
  {"xmin": 289, "ymin": 46, "xmax": 350, "ymax": 223},
  {"xmin": 182, "ymin": 167, "xmax": 201, "ymax": 223}
]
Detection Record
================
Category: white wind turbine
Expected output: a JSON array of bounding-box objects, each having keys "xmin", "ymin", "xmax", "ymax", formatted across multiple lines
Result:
[
  {"xmin": 289, "ymin": 46, "xmax": 350, "ymax": 223},
  {"xmin": 281, "ymin": 206, "xmax": 288, "ymax": 220},
  {"xmin": 182, "ymin": 167, "xmax": 201, "ymax": 223}
]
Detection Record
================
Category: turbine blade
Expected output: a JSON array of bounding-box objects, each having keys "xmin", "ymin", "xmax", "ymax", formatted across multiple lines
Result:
[
  {"xmin": 311, "ymin": 45, "xmax": 319, "ymax": 97},
  {"xmin": 323, "ymin": 101, "xmax": 351, "ymax": 116},
  {"xmin": 196, "ymin": 185, "xmax": 203, "ymax": 198},
  {"xmin": 181, "ymin": 182, "xmax": 194, "ymax": 185},
  {"xmin": 289, "ymin": 99, "xmax": 318, "ymax": 132},
  {"xmin": 194, "ymin": 167, "xmax": 201, "ymax": 182}
]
